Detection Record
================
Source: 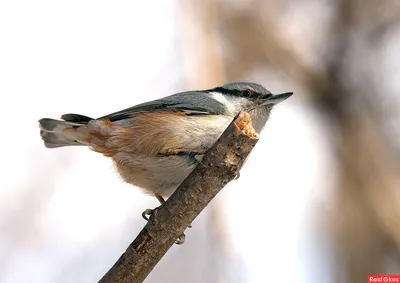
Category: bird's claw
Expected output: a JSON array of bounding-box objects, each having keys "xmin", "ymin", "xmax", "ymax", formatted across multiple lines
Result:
[
  {"xmin": 175, "ymin": 233, "xmax": 186, "ymax": 245},
  {"xmin": 142, "ymin": 208, "xmax": 157, "ymax": 221},
  {"xmin": 142, "ymin": 207, "xmax": 189, "ymax": 245},
  {"xmin": 234, "ymin": 172, "xmax": 240, "ymax": 180}
]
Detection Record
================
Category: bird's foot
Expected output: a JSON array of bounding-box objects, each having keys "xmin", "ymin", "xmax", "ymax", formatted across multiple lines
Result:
[
  {"xmin": 142, "ymin": 207, "xmax": 188, "ymax": 245},
  {"xmin": 142, "ymin": 207, "xmax": 158, "ymax": 221},
  {"xmin": 175, "ymin": 233, "xmax": 186, "ymax": 245},
  {"xmin": 234, "ymin": 172, "xmax": 240, "ymax": 180}
]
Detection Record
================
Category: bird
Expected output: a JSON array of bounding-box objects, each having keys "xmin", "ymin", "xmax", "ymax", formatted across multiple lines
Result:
[{"xmin": 39, "ymin": 82, "xmax": 292, "ymax": 205}]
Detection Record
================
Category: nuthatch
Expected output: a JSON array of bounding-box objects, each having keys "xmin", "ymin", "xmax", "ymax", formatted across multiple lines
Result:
[{"xmin": 39, "ymin": 82, "xmax": 292, "ymax": 205}]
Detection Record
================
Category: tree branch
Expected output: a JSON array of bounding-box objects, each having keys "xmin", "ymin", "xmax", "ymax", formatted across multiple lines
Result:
[{"xmin": 98, "ymin": 111, "xmax": 260, "ymax": 283}]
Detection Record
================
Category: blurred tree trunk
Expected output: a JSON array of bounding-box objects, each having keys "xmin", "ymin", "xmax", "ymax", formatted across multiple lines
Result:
[{"xmin": 182, "ymin": 0, "xmax": 400, "ymax": 282}]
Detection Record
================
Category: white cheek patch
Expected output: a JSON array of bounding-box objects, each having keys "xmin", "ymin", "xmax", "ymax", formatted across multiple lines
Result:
[{"xmin": 209, "ymin": 91, "xmax": 236, "ymax": 115}]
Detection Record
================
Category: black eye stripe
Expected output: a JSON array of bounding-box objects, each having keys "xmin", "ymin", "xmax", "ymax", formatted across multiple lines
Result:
[
  {"xmin": 211, "ymin": 87, "xmax": 241, "ymax": 96},
  {"xmin": 209, "ymin": 85, "xmax": 272, "ymax": 98},
  {"xmin": 211, "ymin": 87, "xmax": 253, "ymax": 98}
]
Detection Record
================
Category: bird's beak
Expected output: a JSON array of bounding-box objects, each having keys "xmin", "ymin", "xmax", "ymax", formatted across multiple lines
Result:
[{"xmin": 262, "ymin": 92, "xmax": 293, "ymax": 105}]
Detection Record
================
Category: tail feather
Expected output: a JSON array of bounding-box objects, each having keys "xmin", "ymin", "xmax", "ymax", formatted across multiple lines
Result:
[
  {"xmin": 61, "ymin": 113, "xmax": 93, "ymax": 123},
  {"xmin": 39, "ymin": 114, "xmax": 94, "ymax": 148},
  {"xmin": 40, "ymin": 131, "xmax": 83, "ymax": 148}
]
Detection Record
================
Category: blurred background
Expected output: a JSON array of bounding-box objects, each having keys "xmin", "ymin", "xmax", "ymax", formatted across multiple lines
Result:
[{"xmin": 1, "ymin": 0, "xmax": 400, "ymax": 282}]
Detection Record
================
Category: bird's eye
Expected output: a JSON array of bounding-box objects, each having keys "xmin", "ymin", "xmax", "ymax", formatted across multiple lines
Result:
[{"xmin": 243, "ymin": 90, "xmax": 252, "ymax": 97}]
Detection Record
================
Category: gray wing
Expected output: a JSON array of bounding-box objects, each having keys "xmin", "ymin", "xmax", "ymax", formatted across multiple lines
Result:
[{"xmin": 98, "ymin": 91, "xmax": 228, "ymax": 121}]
